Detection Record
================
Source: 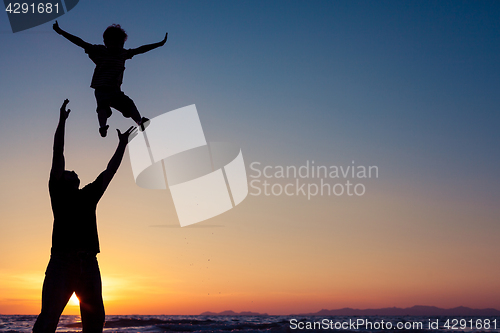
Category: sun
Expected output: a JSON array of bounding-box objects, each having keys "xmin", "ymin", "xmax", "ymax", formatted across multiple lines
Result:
[{"xmin": 69, "ymin": 292, "xmax": 79, "ymax": 306}]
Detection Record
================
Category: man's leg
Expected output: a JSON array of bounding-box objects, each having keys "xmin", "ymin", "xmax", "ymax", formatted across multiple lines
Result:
[
  {"xmin": 76, "ymin": 256, "xmax": 105, "ymax": 333},
  {"xmin": 33, "ymin": 256, "xmax": 75, "ymax": 333}
]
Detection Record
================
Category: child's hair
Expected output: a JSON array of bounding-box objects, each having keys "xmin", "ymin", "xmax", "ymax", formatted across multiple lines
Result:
[{"xmin": 103, "ymin": 24, "xmax": 127, "ymax": 47}]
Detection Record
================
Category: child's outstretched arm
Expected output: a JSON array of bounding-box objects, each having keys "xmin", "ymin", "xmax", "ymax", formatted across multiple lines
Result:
[
  {"xmin": 53, "ymin": 20, "xmax": 91, "ymax": 49},
  {"xmin": 132, "ymin": 32, "xmax": 168, "ymax": 55}
]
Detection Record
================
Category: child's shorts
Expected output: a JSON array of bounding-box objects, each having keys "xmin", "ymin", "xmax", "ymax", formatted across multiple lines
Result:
[{"xmin": 94, "ymin": 88, "xmax": 138, "ymax": 118}]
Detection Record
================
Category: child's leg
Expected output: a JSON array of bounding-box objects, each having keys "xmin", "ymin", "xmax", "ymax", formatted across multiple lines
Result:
[
  {"xmin": 97, "ymin": 109, "xmax": 109, "ymax": 128},
  {"xmin": 110, "ymin": 91, "xmax": 145, "ymax": 125},
  {"xmin": 95, "ymin": 90, "xmax": 112, "ymax": 137}
]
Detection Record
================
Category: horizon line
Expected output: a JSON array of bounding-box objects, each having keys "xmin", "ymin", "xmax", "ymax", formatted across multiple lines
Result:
[{"xmin": 3, "ymin": 304, "xmax": 500, "ymax": 317}]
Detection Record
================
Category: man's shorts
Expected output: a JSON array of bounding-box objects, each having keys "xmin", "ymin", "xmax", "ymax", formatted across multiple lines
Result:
[{"xmin": 94, "ymin": 88, "xmax": 137, "ymax": 118}]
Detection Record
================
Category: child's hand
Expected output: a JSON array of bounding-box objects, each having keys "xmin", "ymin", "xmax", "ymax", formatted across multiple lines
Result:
[
  {"xmin": 160, "ymin": 32, "xmax": 168, "ymax": 46},
  {"xmin": 53, "ymin": 20, "xmax": 62, "ymax": 34}
]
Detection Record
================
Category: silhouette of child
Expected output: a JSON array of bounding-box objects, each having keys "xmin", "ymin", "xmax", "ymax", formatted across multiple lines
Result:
[{"xmin": 53, "ymin": 21, "xmax": 167, "ymax": 137}]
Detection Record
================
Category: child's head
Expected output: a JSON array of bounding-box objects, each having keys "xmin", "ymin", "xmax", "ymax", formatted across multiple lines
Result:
[{"xmin": 103, "ymin": 24, "xmax": 127, "ymax": 48}]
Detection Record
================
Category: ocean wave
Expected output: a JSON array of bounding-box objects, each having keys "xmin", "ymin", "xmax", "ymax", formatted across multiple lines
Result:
[{"xmin": 2, "ymin": 314, "xmax": 500, "ymax": 333}]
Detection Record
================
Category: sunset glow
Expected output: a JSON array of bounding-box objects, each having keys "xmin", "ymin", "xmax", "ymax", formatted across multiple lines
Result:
[{"xmin": 69, "ymin": 293, "xmax": 79, "ymax": 306}]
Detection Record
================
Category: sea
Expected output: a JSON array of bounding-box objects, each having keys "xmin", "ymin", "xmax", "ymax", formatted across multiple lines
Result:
[{"xmin": 1, "ymin": 314, "xmax": 500, "ymax": 332}]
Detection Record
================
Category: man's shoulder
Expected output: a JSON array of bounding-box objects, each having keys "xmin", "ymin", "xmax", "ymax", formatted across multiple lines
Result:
[
  {"xmin": 48, "ymin": 175, "xmax": 73, "ymax": 200},
  {"xmin": 48, "ymin": 174, "xmax": 63, "ymax": 191},
  {"xmin": 80, "ymin": 172, "xmax": 106, "ymax": 198}
]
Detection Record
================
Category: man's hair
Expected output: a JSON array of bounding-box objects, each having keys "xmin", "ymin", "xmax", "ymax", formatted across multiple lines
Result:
[
  {"xmin": 103, "ymin": 24, "xmax": 127, "ymax": 47},
  {"xmin": 63, "ymin": 170, "xmax": 80, "ymax": 189}
]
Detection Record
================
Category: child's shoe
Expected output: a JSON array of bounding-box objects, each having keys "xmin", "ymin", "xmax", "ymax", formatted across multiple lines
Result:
[
  {"xmin": 99, "ymin": 125, "xmax": 109, "ymax": 137},
  {"xmin": 138, "ymin": 117, "xmax": 150, "ymax": 132}
]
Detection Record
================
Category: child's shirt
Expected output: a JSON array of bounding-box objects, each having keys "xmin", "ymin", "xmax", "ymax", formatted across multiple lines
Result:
[{"xmin": 85, "ymin": 44, "xmax": 136, "ymax": 89}]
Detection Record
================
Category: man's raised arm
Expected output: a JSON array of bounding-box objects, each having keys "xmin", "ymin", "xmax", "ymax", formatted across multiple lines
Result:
[
  {"xmin": 100, "ymin": 126, "xmax": 137, "ymax": 192},
  {"xmin": 53, "ymin": 20, "xmax": 91, "ymax": 49},
  {"xmin": 131, "ymin": 32, "xmax": 168, "ymax": 56},
  {"xmin": 50, "ymin": 99, "xmax": 71, "ymax": 180}
]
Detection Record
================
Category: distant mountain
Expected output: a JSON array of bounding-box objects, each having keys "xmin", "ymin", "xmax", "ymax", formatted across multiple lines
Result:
[
  {"xmin": 200, "ymin": 306, "xmax": 500, "ymax": 317},
  {"xmin": 200, "ymin": 310, "xmax": 268, "ymax": 316},
  {"xmin": 295, "ymin": 306, "xmax": 500, "ymax": 316}
]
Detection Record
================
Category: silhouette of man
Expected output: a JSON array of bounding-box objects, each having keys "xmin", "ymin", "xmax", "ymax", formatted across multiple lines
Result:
[{"xmin": 33, "ymin": 99, "xmax": 136, "ymax": 333}]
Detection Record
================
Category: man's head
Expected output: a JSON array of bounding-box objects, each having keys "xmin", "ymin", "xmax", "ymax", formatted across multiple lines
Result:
[
  {"xmin": 103, "ymin": 24, "xmax": 127, "ymax": 49},
  {"xmin": 63, "ymin": 170, "xmax": 80, "ymax": 189}
]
